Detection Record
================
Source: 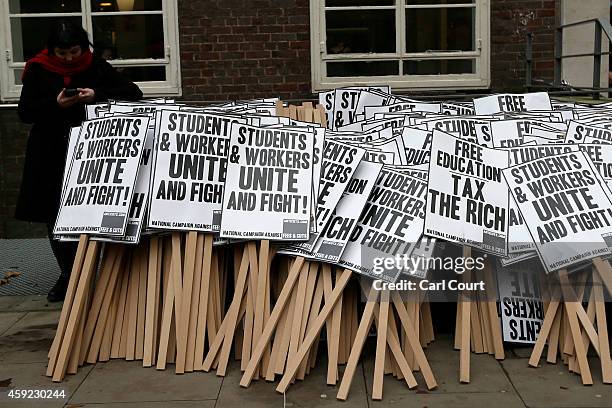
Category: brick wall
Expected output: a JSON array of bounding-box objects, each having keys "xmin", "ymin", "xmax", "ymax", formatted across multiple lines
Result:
[
  {"xmin": 490, "ymin": 0, "xmax": 559, "ymax": 91},
  {"xmin": 178, "ymin": 0, "xmax": 313, "ymax": 102}
]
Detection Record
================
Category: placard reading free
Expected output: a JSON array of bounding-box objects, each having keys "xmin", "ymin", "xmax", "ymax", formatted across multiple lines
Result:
[
  {"xmin": 54, "ymin": 115, "xmax": 150, "ymax": 236},
  {"xmin": 220, "ymin": 123, "xmax": 315, "ymax": 240},
  {"xmin": 425, "ymin": 130, "xmax": 509, "ymax": 255}
]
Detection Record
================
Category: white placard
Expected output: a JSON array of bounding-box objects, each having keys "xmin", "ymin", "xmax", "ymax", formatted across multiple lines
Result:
[
  {"xmin": 54, "ymin": 115, "xmax": 150, "ymax": 235},
  {"xmin": 149, "ymin": 111, "xmax": 243, "ymax": 232},
  {"xmin": 220, "ymin": 123, "xmax": 315, "ymax": 240},
  {"xmin": 474, "ymin": 92, "xmax": 552, "ymax": 115},
  {"xmin": 503, "ymin": 151, "xmax": 612, "ymax": 273},
  {"xmin": 497, "ymin": 266, "xmax": 544, "ymax": 344},
  {"xmin": 425, "ymin": 130, "xmax": 509, "ymax": 255}
]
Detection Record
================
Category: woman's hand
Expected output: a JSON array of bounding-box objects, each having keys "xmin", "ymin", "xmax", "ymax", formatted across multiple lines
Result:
[
  {"xmin": 77, "ymin": 88, "xmax": 95, "ymax": 103},
  {"xmin": 56, "ymin": 89, "xmax": 80, "ymax": 108}
]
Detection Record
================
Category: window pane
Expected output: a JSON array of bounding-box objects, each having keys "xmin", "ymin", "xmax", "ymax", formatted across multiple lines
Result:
[
  {"xmin": 9, "ymin": 0, "xmax": 81, "ymax": 13},
  {"xmin": 326, "ymin": 10, "xmax": 395, "ymax": 54},
  {"xmin": 405, "ymin": 7, "xmax": 474, "ymax": 52},
  {"xmin": 326, "ymin": 0, "xmax": 395, "ymax": 6},
  {"xmin": 327, "ymin": 61, "xmax": 398, "ymax": 77},
  {"xmin": 91, "ymin": 0, "xmax": 163, "ymax": 12},
  {"xmin": 115, "ymin": 66, "xmax": 166, "ymax": 81},
  {"xmin": 11, "ymin": 17, "xmax": 82, "ymax": 62},
  {"xmin": 403, "ymin": 59, "xmax": 475, "ymax": 74},
  {"xmin": 14, "ymin": 69, "xmax": 24, "ymax": 85},
  {"xmin": 93, "ymin": 15, "xmax": 164, "ymax": 59}
]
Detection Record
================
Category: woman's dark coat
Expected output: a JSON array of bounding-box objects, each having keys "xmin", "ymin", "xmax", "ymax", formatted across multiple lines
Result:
[{"xmin": 15, "ymin": 57, "xmax": 143, "ymax": 223}]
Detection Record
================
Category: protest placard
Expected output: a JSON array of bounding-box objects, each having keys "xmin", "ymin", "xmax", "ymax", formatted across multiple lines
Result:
[
  {"xmin": 54, "ymin": 115, "xmax": 150, "ymax": 235},
  {"xmin": 473, "ymin": 92, "xmax": 552, "ymax": 115},
  {"xmin": 497, "ymin": 266, "xmax": 544, "ymax": 344},
  {"xmin": 220, "ymin": 123, "xmax": 315, "ymax": 240},
  {"xmin": 398, "ymin": 127, "xmax": 432, "ymax": 166},
  {"xmin": 148, "ymin": 111, "xmax": 242, "ymax": 232},
  {"xmin": 310, "ymin": 160, "xmax": 383, "ymax": 263},
  {"xmin": 339, "ymin": 167, "xmax": 428, "ymax": 282},
  {"xmin": 425, "ymin": 130, "xmax": 509, "ymax": 255},
  {"xmin": 565, "ymin": 120, "xmax": 612, "ymax": 143},
  {"xmin": 503, "ymin": 151, "xmax": 612, "ymax": 273}
]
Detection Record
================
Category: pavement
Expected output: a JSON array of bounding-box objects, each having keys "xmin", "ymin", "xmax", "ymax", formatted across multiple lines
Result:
[{"xmin": 0, "ymin": 295, "xmax": 611, "ymax": 408}]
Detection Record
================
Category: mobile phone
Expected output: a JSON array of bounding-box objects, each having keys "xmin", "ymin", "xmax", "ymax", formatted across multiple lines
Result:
[{"xmin": 64, "ymin": 88, "xmax": 79, "ymax": 97}]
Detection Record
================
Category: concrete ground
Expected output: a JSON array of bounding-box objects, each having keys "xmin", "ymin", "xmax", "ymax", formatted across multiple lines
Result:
[{"xmin": 0, "ymin": 296, "xmax": 611, "ymax": 408}]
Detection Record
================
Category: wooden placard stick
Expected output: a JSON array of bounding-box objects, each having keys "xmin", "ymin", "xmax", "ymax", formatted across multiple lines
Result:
[
  {"xmin": 168, "ymin": 233, "xmax": 184, "ymax": 364},
  {"xmin": 52, "ymin": 240, "xmax": 100, "ymax": 382},
  {"xmin": 337, "ymin": 287, "xmax": 378, "ymax": 401},
  {"xmin": 213, "ymin": 245, "xmax": 250, "ymax": 375},
  {"xmin": 240, "ymin": 243, "xmax": 259, "ymax": 372},
  {"xmin": 240, "ymin": 257, "xmax": 306, "ymax": 386},
  {"xmin": 289, "ymin": 105, "xmax": 298, "ymax": 120},
  {"xmin": 143, "ymin": 236, "xmax": 161, "ymax": 367},
  {"xmin": 111, "ymin": 260, "xmax": 130, "ymax": 358},
  {"xmin": 454, "ymin": 295, "xmax": 462, "ymax": 350},
  {"xmin": 546, "ymin": 304, "xmax": 562, "ymax": 363},
  {"xmin": 253, "ymin": 240, "xmax": 270, "ymax": 373},
  {"xmin": 271, "ymin": 272, "xmax": 298, "ymax": 377},
  {"xmin": 316, "ymin": 105, "xmax": 328, "ymax": 128},
  {"xmin": 176, "ymin": 231, "xmax": 198, "ymax": 373},
  {"xmin": 482, "ymin": 258, "xmax": 504, "ymax": 359},
  {"xmin": 80, "ymin": 245, "xmax": 118, "ymax": 359},
  {"xmin": 125, "ymin": 249, "xmax": 140, "ymax": 361},
  {"xmin": 47, "ymin": 234, "xmax": 89, "ymax": 376},
  {"xmin": 459, "ymin": 246, "xmax": 472, "ymax": 383},
  {"xmin": 184, "ymin": 233, "xmax": 204, "ymax": 372},
  {"xmin": 470, "ymin": 294, "xmax": 484, "ymax": 354},
  {"xmin": 321, "ymin": 264, "xmax": 335, "ymax": 382},
  {"xmin": 593, "ymin": 267, "xmax": 612, "ymax": 383},
  {"xmin": 287, "ymin": 261, "xmax": 310, "ymax": 366},
  {"xmin": 100, "ymin": 270, "xmax": 121, "ymax": 362},
  {"xmin": 558, "ymin": 269, "xmax": 593, "ymax": 385},
  {"xmin": 422, "ymin": 300, "xmax": 434, "ymax": 345},
  {"xmin": 68, "ymin": 279, "xmax": 91, "ymax": 375},
  {"xmin": 194, "ymin": 234, "xmax": 213, "ymax": 369},
  {"xmin": 592, "ymin": 256, "xmax": 612, "ymax": 294},
  {"xmin": 529, "ymin": 277, "xmax": 562, "ymax": 367},
  {"xmin": 390, "ymin": 291, "xmax": 437, "ymax": 390},
  {"xmin": 373, "ymin": 303, "xmax": 418, "ymax": 390},
  {"xmin": 156, "ymin": 256, "xmax": 176, "ymax": 370},
  {"xmin": 135, "ymin": 242, "xmax": 148, "ymax": 361},
  {"xmin": 87, "ymin": 246, "xmax": 125, "ymax": 363},
  {"xmin": 298, "ymin": 271, "xmax": 324, "ymax": 380},
  {"xmin": 261, "ymin": 247, "xmax": 275, "ymax": 376},
  {"xmin": 266, "ymin": 279, "xmax": 293, "ymax": 380},
  {"xmin": 296, "ymin": 262, "xmax": 320, "ymax": 380},
  {"xmin": 372, "ymin": 290, "xmax": 390, "ymax": 400},
  {"xmin": 211, "ymin": 250, "xmax": 223, "ymax": 333},
  {"xmin": 326, "ymin": 268, "xmax": 343, "ymax": 384},
  {"xmin": 296, "ymin": 106, "xmax": 306, "ymax": 121},
  {"xmin": 275, "ymin": 269, "xmax": 352, "ymax": 393}
]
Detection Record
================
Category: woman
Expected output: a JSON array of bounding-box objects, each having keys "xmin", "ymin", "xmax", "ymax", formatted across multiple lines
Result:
[{"xmin": 16, "ymin": 22, "xmax": 143, "ymax": 302}]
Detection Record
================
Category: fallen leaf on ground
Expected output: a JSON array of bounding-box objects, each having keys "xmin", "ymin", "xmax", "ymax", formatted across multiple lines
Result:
[
  {"xmin": 0, "ymin": 378, "xmax": 12, "ymax": 387},
  {"xmin": 4, "ymin": 271, "xmax": 21, "ymax": 279},
  {"xmin": 0, "ymin": 279, "xmax": 8, "ymax": 286}
]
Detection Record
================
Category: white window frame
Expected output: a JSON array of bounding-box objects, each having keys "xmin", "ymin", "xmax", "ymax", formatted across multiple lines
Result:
[
  {"xmin": 0, "ymin": 0, "xmax": 181, "ymax": 101},
  {"xmin": 310, "ymin": 0, "xmax": 490, "ymax": 91}
]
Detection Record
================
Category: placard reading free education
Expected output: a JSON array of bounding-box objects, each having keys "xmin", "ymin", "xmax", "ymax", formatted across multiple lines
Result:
[
  {"xmin": 503, "ymin": 151, "xmax": 612, "ymax": 273},
  {"xmin": 55, "ymin": 115, "xmax": 150, "ymax": 235},
  {"xmin": 148, "ymin": 111, "xmax": 242, "ymax": 232},
  {"xmin": 425, "ymin": 130, "xmax": 509, "ymax": 255},
  {"xmin": 220, "ymin": 123, "xmax": 315, "ymax": 240}
]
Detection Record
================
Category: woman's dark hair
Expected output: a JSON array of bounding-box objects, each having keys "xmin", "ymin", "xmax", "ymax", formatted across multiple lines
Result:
[{"xmin": 47, "ymin": 21, "xmax": 92, "ymax": 52}]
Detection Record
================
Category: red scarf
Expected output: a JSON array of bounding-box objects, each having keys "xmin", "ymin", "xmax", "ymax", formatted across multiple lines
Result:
[{"xmin": 22, "ymin": 49, "xmax": 93, "ymax": 86}]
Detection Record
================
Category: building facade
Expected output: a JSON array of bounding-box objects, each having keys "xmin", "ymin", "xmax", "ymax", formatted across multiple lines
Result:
[{"xmin": 0, "ymin": 0, "xmax": 607, "ymax": 237}]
